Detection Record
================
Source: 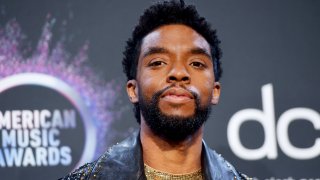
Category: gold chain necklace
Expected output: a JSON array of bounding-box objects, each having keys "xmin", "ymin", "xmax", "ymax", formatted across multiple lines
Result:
[{"xmin": 144, "ymin": 163, "xmax": 203, "ymax": 180}]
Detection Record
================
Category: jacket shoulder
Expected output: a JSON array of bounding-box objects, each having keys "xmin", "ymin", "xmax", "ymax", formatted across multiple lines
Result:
[
  {"xmin": 58, "ymin": 131, "xmax": 143, "ymax": 180},
  {"xmin": 58, "ymin": 162, "xmax": 96, "ymax": 180},
  {"xmin": 89, "ymin": 131, "xmax": 145, "ymax": 179},
  {"xmin": 202, "ymin": 141, "xmax": 251, "ymax": 179}
]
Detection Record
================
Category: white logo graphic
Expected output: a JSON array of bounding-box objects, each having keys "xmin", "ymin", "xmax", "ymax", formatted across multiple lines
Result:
[
  {"xmin": 0, "ymin": 73, "xmax": 96, "ymax": 168},
  {"xmin": 227, "ymin": 84, "xmax": 320, "ymax": 160}
]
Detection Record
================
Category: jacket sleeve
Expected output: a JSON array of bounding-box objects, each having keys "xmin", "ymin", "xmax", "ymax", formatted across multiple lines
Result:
[{"xmin": 58, "ymin": 162, "xmax": 95, "ymax": 180}]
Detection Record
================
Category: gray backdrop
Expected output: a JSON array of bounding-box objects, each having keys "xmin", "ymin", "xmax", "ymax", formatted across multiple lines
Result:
[{"xmin": 0, "ymin": 0, "xmax": 319, "ymax": 179}]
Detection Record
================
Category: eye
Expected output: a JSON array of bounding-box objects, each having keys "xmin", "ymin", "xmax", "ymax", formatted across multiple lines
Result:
[
  {"xmin": 190, "ymin": 61, "xmax": 206, "ymax": 69},
  {"xmin": 148, "ymin": 60, "xmax": 166, "ymax": 67}
]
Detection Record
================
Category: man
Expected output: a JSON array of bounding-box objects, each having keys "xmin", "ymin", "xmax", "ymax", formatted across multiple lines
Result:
[{"xmin": 61, "ymin": 0, "xmax": 249, "ymax": 179}]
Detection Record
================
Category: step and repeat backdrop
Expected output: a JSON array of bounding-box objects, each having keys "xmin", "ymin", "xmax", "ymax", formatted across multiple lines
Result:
[{"xmin": 0, "ymin": 0, "xmax": 319, "ymax": 179}]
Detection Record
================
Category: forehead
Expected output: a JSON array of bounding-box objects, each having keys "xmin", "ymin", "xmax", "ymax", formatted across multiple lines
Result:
[{"xmin": 140, "ymin": 24, "xmax": 211, "ymax": 54}]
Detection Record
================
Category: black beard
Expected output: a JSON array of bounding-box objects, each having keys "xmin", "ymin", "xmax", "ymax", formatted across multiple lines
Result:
[{"xmin": 139, "ymin": 85, "xmax": 211, "ymax": 143}]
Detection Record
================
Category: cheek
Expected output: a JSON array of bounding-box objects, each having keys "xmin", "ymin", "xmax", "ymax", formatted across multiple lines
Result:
[
  {"xmin": 138, "ymin": 73, "xmax": 166, "ymax": 100},
  {"xmin": 192, "ymin": 72, "xmax": 214, "ymax": 102},
  {"xmin": 203, "ymin": 71, "xmax": 215, "ymax": 89},
  {"xmin": 192, "ymin": 82, "xmax": 213, "ymax": 97}
]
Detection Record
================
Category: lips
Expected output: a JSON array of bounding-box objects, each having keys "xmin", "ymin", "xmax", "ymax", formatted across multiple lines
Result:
[{"xmin": 161, "ymin": 87, "xmax": 194, "ymax": 103}]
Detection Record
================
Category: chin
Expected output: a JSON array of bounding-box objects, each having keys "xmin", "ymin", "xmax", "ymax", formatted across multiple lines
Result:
[
  {"xmin": 162, "ymin": 112, "xmax": 194, "ymax": 119},
  {"xmin": 160, "ymin": 108, "xmax": 196, "ymax": 118}
]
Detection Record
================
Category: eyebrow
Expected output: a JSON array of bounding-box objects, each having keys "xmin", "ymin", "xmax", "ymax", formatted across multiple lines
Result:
[
  {"xmin": 190, "ymin": 47, "xmax": 212, "ymax": 59},
  {"xmin": 141, "ymin": 47, "xmax": 169, "ymax": 58},
  {"xmin": 141, "ymin": 46, "xmax": 212, "ymax": 59}
]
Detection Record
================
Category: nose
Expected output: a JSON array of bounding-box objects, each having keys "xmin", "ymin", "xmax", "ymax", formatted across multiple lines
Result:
[{"xmin": 166, "ymin": 63, "xmax": 190, "ymax": 84}]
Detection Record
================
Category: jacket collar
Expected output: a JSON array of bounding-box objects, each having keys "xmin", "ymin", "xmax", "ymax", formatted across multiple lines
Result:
[
  {"xmin": 90, "ymin": 130, "xmax": 145, "ymax": 179},
  {"xmin": 90, "ymin": 130, "xmax": 239, "ymax": 179}
]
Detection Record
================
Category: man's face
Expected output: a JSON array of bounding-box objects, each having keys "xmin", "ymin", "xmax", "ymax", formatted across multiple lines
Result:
[{"xmin": 127, "ymin": 24, "xmax": 220, "ymax": 140}]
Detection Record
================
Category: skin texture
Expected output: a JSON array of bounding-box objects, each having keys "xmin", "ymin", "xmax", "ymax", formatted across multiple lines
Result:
[{"xmin": 126, "ymin": 24, "xmax": 221, "ymax": 174}]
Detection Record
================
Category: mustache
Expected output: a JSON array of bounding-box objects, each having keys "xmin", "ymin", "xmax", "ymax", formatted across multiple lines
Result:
[{"xmin": 152, "ymin": 84, "xmax": 199, "ymax": 102}]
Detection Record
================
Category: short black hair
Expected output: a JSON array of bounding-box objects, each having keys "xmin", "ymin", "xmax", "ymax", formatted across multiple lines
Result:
[{"xmin": 122, "ymin": 0, "xmax": 222, "ymax": 123}]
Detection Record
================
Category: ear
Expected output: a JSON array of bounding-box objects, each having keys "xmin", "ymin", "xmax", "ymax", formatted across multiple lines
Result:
[
  {"xmin": 211, "ymin": 82, "xmax": 221, "ymax": 105},
  {"xmin": 126, "ymin": 80, "xmax": 139, "ymax": 103}
]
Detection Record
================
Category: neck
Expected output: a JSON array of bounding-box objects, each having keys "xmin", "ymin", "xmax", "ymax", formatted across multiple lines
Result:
[{"xmin": 140, "ymin": 119, "xmax": 203, "ymax": 174}]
